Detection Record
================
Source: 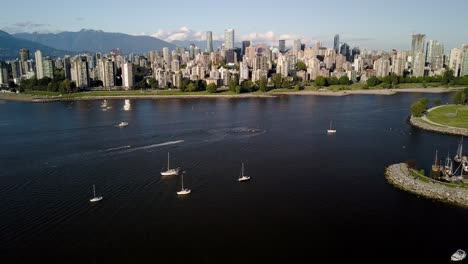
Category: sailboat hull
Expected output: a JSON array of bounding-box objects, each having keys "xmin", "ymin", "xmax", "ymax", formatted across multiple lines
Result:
[
  {"xmin": 177, "ymin": 189, "xmax": 191, "ymax": 195},
  {"xmin": 238, "ymin": 176, "xmax": 251, "ymax": 182},
  {"xmin": 161, "ymin": 169, "xmax": 179, "ymax": 176},
  {"xmin": 90, "ymin": 196, "xmax": 103, "ymax": 202}
]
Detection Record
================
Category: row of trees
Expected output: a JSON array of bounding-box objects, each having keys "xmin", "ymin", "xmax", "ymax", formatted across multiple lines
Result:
[{"xmin": 315, "ymin": 76, "xmax": 350, "ymax": 87}]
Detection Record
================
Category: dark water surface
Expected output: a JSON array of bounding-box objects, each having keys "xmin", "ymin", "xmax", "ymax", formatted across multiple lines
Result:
[{"xmin": 0, "ymin": 93, "xmax": 465, "ymax": 263}]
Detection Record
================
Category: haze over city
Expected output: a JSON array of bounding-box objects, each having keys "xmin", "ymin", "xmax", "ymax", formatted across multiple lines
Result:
[{"xmin": 1, "ymin": 0, "xmax": 468, "ymax": 50}]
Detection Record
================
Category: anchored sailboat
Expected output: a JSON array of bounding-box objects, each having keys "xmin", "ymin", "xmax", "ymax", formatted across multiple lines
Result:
[
  {"xmin": 161, "ymin": 152, "xmax": 180, "ymax": 176},
  {"xmin": 445, "ymin": 152, "xmax": 453, "ymax": 177},
  {"xmin": 238, "ymin": 163, "xmax": 251, "ymax": 182},
  {"xmin": 177, "ymin": 172, "xmax": 191, "ymax": 195},
  {"xmin": 327, "ymin": 121, "xmax": 336, "ymax": 134},
  {"xmin": 432, "ymin": 150, "xmax": 439, "ymax": 172},
  {"xmin": 89, "ymin": 184, "xmax": 103, "ymax": 202},
  {"xmin": 455, "ymin": 136, "xmax": 464, "ymax": 163}
]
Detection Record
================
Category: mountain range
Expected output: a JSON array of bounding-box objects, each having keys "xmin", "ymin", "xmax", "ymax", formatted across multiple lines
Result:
[
  {"xmin": 0, "ymin": 30, "xmax": 72, "ymax": 60},
  {"xmin": 13, "ymin": 29, "xmax": 176, "ymax": 55}
]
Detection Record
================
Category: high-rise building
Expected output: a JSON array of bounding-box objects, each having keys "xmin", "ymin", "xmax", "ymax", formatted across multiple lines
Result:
[
  {"xmin": 63, "ymin": 57, "xmax": 72, "ymax": 80},
  {"xmin": 411, "ymin": 34, "xmax": 426, "ymax": 56},
  {"xmin": 413, "ymin": 52, "xmax": 426, "ymax": 77},
  {"xmin": 122, "ymin": 62, "xmax": 134, "ymax": 88},
  {"xmin": 449, "ymin": 48, "xmax": 462, "ymax": 77},
  {"xmin": 224, "ymin": 29, "xmax": 235, "ymax": 50},
  {"xmin": 374, "ymin": 58, "xmax": 390, "ymax": 77},
  {"xmin": 34, "ymin": 50, "xmax": 44, "ymax": 79},
  {"xmin": 163, "ymin": 47, "xmax": 171, "ymax": 65},
  {"xmin": 340, "ymin": 43, "xmax": 350, "ymax": 61},
  {"xmin": 99, "ymin": 59, "xmax": 116, "ymax": 88},
  {"xmin": 71, "ymin": 57, "xmax": 90, "ymax": 88},
  {"xmin": 293, "ymin": 39, "xmax": 301, "ymax": 59},
  {"xmin": 278, "ymin": 40, "xmax": 286, "ymax": 54},
  {"xmin": 461, "ymin": 45, "xmax": 468, "ymax": 77},
  {"xmin": 242, "ymin": 41, "xmax": 251, "ymax": 57},
  {"xmin": 43, "ymin": 57, "xmax": 55, "ymax": 79},
  {"xmin": 11, "ymin": 60, "xmax": 22, "ymax": 79},
  {"xmin": 0, "ymin": 62, "xmax": 8, "ymax": 85},
  {"xmin": 334, "ymin": 34, "xmax": 340, "ymax": 54},
  {"xmin": 206, "ymin": 31, "xmax": 213, "ymax": 53},
  {"xmin": 426, "ymin": 40, "xmax": 444, "ymax": 70},
  {"xmin": 19, "ymin": 49, "xmax": 30, "ymax": 75}
]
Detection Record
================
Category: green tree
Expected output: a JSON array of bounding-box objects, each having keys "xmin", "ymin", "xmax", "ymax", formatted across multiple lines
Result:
[
  {"xmin": 148, "ymin": 78, "xmax": 158, "ymax": 89},
  {"xmin": 296, "ymin": 60, "xmax": 307, "ymax": 71},
  {"xmin": 441, "ymin": 69, "xmax": 455, "ymax": 85},
  {"xmin": 411, "ymin": 101, "xmax": 426, "ymax": 117},
  {"xmin": 315, "ymin": 76, "xmax": 327, "ymax": 87},
  {"xmin": 187, "ymin": 83, "xmax": 197, "ymax": 92},
  {"xmin": 338, "ymin": 76, "xmax": 350, "ymax": 85},
  {"xmin": 235, "ymin": 86, "xmax": 243, "ymax": 94},
  {"xmin": 328, "ymin": 77, "xmax": 339, "ymax": 85},
  {"xmin": 281, "ymin": 78, "xmax": 291, "ymax": 89},
  {"xmin": 256, "ymin": 77, "xmax": 269, "ymax": 92},
  {"xmin": 390, "ymin": 73, "xmax": 399, "ymax": 85},
  {"xmin": 419, "ymin": 98, "xmax": 429, "ymax": 109},
  {"xmin": 367, "ymin": 76, "xmax": 379, "ymax": 87},
  {"xmin": 206, "ymin": 83, "xmax": 217, "ymax": 93},
  {"xmin": 434, "ymin": 98, "xmax": 442, "ymax": 106},
  {"xmin": 382, "ymin": 76, "xmax": 391, "ymax": 84},
  {"xmin": 272, "ymin": 74, "xmax": 283, "ymax": 89},
  {"xmin": 229, "ymin": 76, "xmax": 239, "ymax": 92}
]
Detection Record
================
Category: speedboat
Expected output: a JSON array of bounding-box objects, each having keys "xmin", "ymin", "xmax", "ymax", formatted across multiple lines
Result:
[
  {"xmin": 118, "ymin": 122, "xmax": 128, "ymax": 127},
  {"xmin": 451, "ymin": 249, "xmax": 466, "ymax": 261}
]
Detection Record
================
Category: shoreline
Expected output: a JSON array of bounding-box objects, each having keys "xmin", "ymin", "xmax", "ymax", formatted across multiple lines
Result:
[
  {"xmin": 0, "ymin": 87, "xmax": 462, "ymax": 103},
  {"xmin": 409, "ymin": 106, "xmax": 468, "ymax": 136},
  {"xmin": 385, "ymin": 163, "xmax": 468, "ymax": 208}
]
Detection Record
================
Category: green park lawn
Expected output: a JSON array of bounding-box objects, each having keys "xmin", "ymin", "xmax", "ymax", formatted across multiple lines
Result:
[{"xmin": 426, "ymin": 105, "xmax": 468, "ymax": 129}]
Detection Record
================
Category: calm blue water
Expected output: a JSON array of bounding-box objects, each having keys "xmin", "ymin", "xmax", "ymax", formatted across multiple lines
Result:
[{"xmin": 0, "ymin": 93, "xmax": 465, "ymax": 263}]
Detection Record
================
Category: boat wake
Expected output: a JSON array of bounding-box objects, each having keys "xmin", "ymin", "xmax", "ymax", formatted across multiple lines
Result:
[
  {"xmin": 105, "ymin": 145, "xmax": 131, "ymax": 151},
  {"xmin": 116, "ymin": 140, "xmax": 184, "ymax": 154}
]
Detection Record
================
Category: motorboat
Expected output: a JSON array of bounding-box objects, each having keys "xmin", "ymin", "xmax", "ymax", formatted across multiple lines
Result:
[
  {"xmin": 118, "ymin": 122, "xmax": 128, "ymax": 127},
  {"xmin": 451, "ymin": 249, "xmax": 466, "ymax": 261}
]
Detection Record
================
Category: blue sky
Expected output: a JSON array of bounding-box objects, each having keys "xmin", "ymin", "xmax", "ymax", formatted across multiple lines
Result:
[{"xmin": 1, "ymin": 0, "xmax": 467, "ymax": 51}]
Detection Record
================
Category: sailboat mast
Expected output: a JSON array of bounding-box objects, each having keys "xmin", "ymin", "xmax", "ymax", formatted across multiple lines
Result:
[
  {"xmin": 242, "ymin": 163, "xmax": 244, "ymax": 177},
  {"xmin": 434, "ymin": 150, "xmax": 438, "ymax": 167},
  {"xmin": 181, "ymin": 173, "xmax": 184, "ymax": 190},
  {"xmin": 167, "ymin": 152, "xmax": 170, "ymax": 170},
  {"xmin": 93, "ymin": 184, "xmax": 96, "ymax": 198}
]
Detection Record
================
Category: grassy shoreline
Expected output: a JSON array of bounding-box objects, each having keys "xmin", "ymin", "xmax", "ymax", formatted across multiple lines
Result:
[
  {"xmin": 0, "ymin": 86, "xmax": 463, "ymax": 102},
  {"xmin": 426, "ymin": 105, "xmax": 468, "ymax": 129}
]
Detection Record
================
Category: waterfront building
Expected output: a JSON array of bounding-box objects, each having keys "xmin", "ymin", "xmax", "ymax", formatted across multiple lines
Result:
[
  {"xmin": 0, "ymin": 62, "xmax": 8, "ymax": 85},
  {"xmin": 19, "ymin": 48, "xmax": 29, "ymax": 75},
  {"xmin": 449, "ymin": 48, "xmax": 462, "ymax": 76},
  {"xmin": 374, "ymin": 58, "xmax": 390, "ymax": 77},
  {"xmin": 293, "ymin": 39, "xmax": 301, "ymax": 59},
  {"xmin": 43, "ymin": 57, "xmax": 55, "ymax": 79},
  {"xmin": 461, "ymin": 45, "xmax": 468, "ymax": 77},
  {"xmin": 411, "ymin": 34, "xmax": 426, "ymax": 56},
  {"xmin": 99, "ymin": 59, "xmax": 116, "ymax": 88},
  {"xmin": 71, "ymin": 57, "xmax": 90, "ymax": 88},
  {"xmin": 426, "ymin": 40, "xmax": 444, "ymax": 70},
  {"xmin": 34, "ymin": 50, "xmax": 44, "ymax": 79},
  {"xmin": 122, "ymin": 62, "xmax": 134, "ymax": 89},
  {"xmin": 279, "ymin": 40, "xmax": 286, "ymax": 54}
]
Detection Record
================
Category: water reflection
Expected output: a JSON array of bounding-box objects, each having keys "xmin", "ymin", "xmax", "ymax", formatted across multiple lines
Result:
[{"xmin": 123, "ymin": 99, "xmax": 131, "ymax": 111}]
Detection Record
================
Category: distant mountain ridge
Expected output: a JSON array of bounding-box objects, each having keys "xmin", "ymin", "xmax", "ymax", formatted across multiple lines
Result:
[
  {"xmin": 13, "ymin": 29, "xmax": 177, "ymax": 54},
  {"xmin": 0, "ymin": 30, "xmax": 72, "ymax": 60}
]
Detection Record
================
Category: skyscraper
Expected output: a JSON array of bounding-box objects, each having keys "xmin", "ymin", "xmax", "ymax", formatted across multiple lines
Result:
[
  {"xmin": 163, "ymin": 47, "xmax": 171, "ymax": 64},
  {"xmin": 242, "ymin": 41, "xmax": 251, "ymax": 57},
  {"xmin": 411, "ymin": 34, "xmax": 426, "ymax": 56},
  {"xmin": 20, "ymin": 48, "xmax": 30, "ymax": 75},
  {"xmin": 99, "ymin": 59, "xmax": 116, "ymax": 88},
  {"xmin": 43, "ymin": 57, "xmax": 54, "ymax": 79},
  {"xmin": 293, "ymin": 39, "xmax": 301, "ymax": 59},
  {"xmin": 461, "ymin": 45, "xmax": 468, "ymax": 77},
  {"xmin": 334, "ymin": 34, "xmax": 340, "ymax": 54},
  {"xmin": 71, "ymin": 56, "xmax": 90, "ymax": 88},
  {"xmin": 279, "ymin": 40, "xmax": 286, "ymax": 54},
  {"xmin": 224, "ymin": 29, "xmax": 235, "ymax": 50},
  {"xmin": 0, "ymin": 62, "xmax": 8, "ymax": 85},
  {"xmin": 34, "ymin": 50, "xmax": 44, "ymax": 79},
  {"xmin": 122, "ymin": 62, "xmax": 134, "ymax": 88},
  {"xmin": 206, "ymin": 31, "xmax": 213, "ymax": 53},
  {"xmin": 449, "ymin": 48, "xmax": 462, "ymax": 77},
  {"xmin": 425, "ymin": 40, "xmax": 444, "ymax": 70}
]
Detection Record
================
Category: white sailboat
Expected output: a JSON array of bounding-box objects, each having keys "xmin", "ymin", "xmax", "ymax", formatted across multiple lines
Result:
[
  {"xmin": 238, "ymin": 162, "xmax": 251, "ymax": 182},
  {"xmin": 89, "ymin": 184, "xmax": 103, "ymax": 202},
  {"xmin": 118, "ymin": 121, "xmax": 128, "ymax": 127},
  {"xmin": 101, "ymin": 100, "xmax": 108, "ymax": 108},
  {"xmin": 177, "ymin": 172, "xmax": 191, "ymax": 195},
  {"xmin": 432, "ymin": 150, "xmax": 439, "ymax": 172},
  {"xmin": 445, "ymin": 153, "xmax": 453, "ymax": 177},
  {"xmin": 454, "ymin": 136, "xmax": 463, "ymax": 163},
  {"xmin": 327, "ymin": 121, "xmax": 337, "ymax": 134},
  {"xmin": 463, "ymin": 156, "xmax": 468, "ymax": 173},
  {"xmin": 451, "ymin": 249, "xmax": 466, "ymax": 261},
  {"xmin": 161, "ymin": 152, "xmax": 180, "ymax": 176}
]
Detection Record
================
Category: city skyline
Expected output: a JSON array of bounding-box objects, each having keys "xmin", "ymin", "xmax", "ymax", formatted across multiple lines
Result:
[{"xmin": 1, "ymin": 0, "xmax": 468, "ymax": 51}]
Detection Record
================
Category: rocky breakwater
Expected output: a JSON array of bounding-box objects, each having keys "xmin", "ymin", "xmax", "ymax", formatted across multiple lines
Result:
[{"xmin": 386, "ymin": 163, "xmax": 468, "ymax": 208}]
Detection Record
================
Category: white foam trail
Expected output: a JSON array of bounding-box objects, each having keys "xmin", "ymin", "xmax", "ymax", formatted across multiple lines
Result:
[
  {"xmin": 118, "ymin": 140, "xmax": 184, "ymax": 154},
  {"xmin": 106, "ymin": 145, "xmax": 131, "ymax": 151}
]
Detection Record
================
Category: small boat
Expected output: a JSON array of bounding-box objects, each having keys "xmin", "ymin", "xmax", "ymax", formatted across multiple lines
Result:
[
  {"xmin": 445, "ymin": 153, "xmax": 453, "ymax": 177},
  {"xmin": 327, "ymin": 121, "xmax": 336, "ymax": 134},
  {"xmin": 454, "ymin": 136, "xmax": 464, "ymax": 163},
  {"xmin": 118, "ymin": 121, "xmax": 128, "ymax": 127},
  {"xmin": 463, "ymin": 156, "xmax": 468, "ymax": 173},
  {"xmin": 161, "ymin": 152, "xmax": 180, "ymax": 176},
  {"xmin": 177, "ymin": 172, "xmax": 191, "ymax": 195},
  {"xmin": 89, "ymin": 184, "xmax": 103, "ymax": 202},
  {"xmin": 100, "ymin": 100, "xmax": 108, "ymax": 108},
  {"xmin": 238, "ymin": 162, "xmax": 251, "ymax": 182},
  {"xmin": 451, "ymin": 249, "xmax": 466, "ymax": 262}
]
